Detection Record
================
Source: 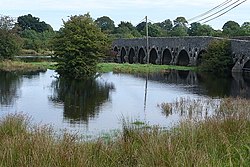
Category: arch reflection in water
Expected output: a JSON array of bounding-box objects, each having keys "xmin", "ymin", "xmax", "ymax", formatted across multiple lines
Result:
[
  {"xmin": 135, "ymin": 70, "xmax": 250, "ymax": 99},
  {"xmin": 50, "ymin": 77, "xmax": 115, "ymax": 124}
]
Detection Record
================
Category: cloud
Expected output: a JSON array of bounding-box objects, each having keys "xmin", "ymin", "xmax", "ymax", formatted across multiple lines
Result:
[
  {"xmin": 0, "ymin": 0, "xmax": 228, "ymax": 11},
  {"xmin": 0, "ymin": 0, "xmax": 249, "ymax": 30}
]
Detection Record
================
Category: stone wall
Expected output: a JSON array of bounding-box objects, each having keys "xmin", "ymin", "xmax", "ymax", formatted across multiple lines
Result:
[{"xmin": 112, "ymin": 37, "xmax": 250, "ymax": 72}]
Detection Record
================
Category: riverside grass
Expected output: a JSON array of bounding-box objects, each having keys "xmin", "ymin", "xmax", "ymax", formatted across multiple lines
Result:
[
  {"xmin": 0, "ymin": 60, "xmax": 57, "ymax": 71},
  {"xmin": 0, "ymin": 98, "xmax": 249, "ymax": 166},
  {"xmin": 1, "ymin": 61, "xmax": 195, "ymax": 73},
  {"xmin": 97, "ymin": 63, "xmax": 196, "ymax": 73},
  {"xmin": 0, "ymin": 60, "xmax": 47, "ymax": 72}
]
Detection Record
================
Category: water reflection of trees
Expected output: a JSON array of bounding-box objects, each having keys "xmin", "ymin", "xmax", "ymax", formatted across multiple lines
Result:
[
  {"xmin": 0, "ymin": 71, "xmax": 21, "ymax": 105},
  {"xmin": 50, "ymin": 78, "xmax": 115, "ymax": 124},
  {"xmin": 0, "ymin": 70, "xmax": 42, "ymax": 106}
]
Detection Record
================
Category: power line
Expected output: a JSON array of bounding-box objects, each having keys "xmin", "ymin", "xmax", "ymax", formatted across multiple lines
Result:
[
  {"xmin": 188, "ymin": 0, "xmax": 247, "ymax": 24},
  {"xmin": 202, "ymin": 0, "xmax": 247, "ymax": 23},
  {"xmin": 188, "ymin": 0, "xmax": 232, "ymax": 22},
  {"xmin": 196, "ymin": 0, "xmax": 242, "ymax": 23}
]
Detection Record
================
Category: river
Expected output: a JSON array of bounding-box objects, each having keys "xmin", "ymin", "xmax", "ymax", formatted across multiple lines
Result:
[{"xmin": 0, "ymin": 69, "xmax": 249, "ymax": 139}]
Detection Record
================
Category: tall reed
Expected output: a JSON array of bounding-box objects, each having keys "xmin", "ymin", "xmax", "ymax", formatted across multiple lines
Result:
[{"xmin": 0, "ymin": 98, "xmax": 249, "ymax": 166}]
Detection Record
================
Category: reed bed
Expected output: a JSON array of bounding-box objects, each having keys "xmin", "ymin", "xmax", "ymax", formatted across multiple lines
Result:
[{"xmin": 0, "ymin": 97, "xmax": 249, "ymax": 166}]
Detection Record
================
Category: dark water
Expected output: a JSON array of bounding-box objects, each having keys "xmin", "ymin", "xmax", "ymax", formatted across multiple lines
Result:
[{"xmin": 0, "ymin": 69, "xmax": 249, "ymax": 137}]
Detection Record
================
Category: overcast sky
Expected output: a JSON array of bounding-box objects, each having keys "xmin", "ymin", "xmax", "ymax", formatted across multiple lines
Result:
[{"xmin": 0, "ymin": 0, "xmax": 249, "ymax": 30}]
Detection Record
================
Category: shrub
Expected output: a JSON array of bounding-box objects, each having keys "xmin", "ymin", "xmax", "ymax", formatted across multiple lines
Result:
[{"xmin": 199, "ymin": 39, "xmax": 234, "ymax": 75}]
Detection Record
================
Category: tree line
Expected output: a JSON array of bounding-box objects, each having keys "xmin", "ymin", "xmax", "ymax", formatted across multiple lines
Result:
[
  {"xmin": 95, "ymin": 16, "xmax": 250, "ymax": 38},
  {"xmin": 0, "ymin": 13, "xmax": 249, "ymax": 79},
  {"xmin": 1, "ymin": 13, "xmax": 250, "ymax": 59}
]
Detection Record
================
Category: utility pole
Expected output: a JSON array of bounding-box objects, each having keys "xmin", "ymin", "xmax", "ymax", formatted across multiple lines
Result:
[{"xmin": 145, "ymin": 16, "xmax": 149, "ymax": 64}]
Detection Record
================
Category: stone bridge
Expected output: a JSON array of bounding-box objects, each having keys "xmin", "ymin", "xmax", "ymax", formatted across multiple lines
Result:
[{"xmin": 112, "ymin": 36, "xmax": 250, "ymax": 73}]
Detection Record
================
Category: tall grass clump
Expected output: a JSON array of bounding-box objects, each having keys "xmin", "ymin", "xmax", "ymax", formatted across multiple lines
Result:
[{"xmin": 0, "ymin": 97, "xmax": 249, "ymax": 166}]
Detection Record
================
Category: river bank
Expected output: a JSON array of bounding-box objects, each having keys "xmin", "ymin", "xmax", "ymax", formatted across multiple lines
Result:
[
  {"xmin": 0, "ymin": 60, "xmax": 196, "ymax": 73},
  {"xmin": 0, "ymin": 97, "xmax": 249, "ymax": 166}
]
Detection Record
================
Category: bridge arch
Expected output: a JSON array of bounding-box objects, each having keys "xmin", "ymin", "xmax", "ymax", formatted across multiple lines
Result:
[
  {"xmin": 113, "ymin": 46, "xmax": 118, "ymax": 53},
  {"xmin": 138, "ymin": 48, "xmax": 146, "ymax": 64},
  {"xmin": 128, "ymin": 48, "xmax": 136, "ymax": 64},
  {"xmin": 149, "ymin": 48, "xmax": 158, "ymax": 64},
  {"xmin": 121, "ymin": 47, "xmax": 126, "ymax": 63},
  {"xmin": 162, "ymin": 48, "xmax": 172, "ymax": 65},
  {"xmin": 243, "ymin": 60, "xmax": 250, "ymax": 72},
  {"xmin": 197, "ymin": 49, "xmax": 207, "ymax": 66},
  {"xmin": 177, "ymin": 49, "xmax": 190, "ymax": 66}
]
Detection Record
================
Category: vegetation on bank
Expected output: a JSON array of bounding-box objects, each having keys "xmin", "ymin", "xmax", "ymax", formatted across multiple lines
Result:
[
  {"xmin": 0, "ymin": 61, "xmax": 195, "ymax": 73},
  {"xmin": 98, "ymin": 63, "xmax": 196, "ymax": 73},
  {"xmin": 0, "ymin": 60, "xmax": 47, "ymax": 72},
  {"xmin": 0, "ymin": 97, "xmax": 249, "ymax": 166}
]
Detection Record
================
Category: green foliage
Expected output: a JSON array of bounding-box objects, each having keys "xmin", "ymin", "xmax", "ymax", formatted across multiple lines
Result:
[
  {"xmin": 136, "ymin": 22, "xmax": 168, "ymax": 37},
  {"xmin": 241, "ymin": 22, "xmax": 250, "ymax": 36},
  {"xmin": 222, "ymin": 21, "xmax": 241, "ymax": 37},
  {"xmin": 0, "ymin": 15, "xmax": 15, "ymax": 30},
  {"xmin": 17, "ymin": 14, "xmax": 53, "ymax": 33},
  {"xmin": 0, "ymin": 30, "xmax": 22, "ymax": 59},
  {"xmin": 199, "ymin": 40, "xmax": 234, "ymax": 74},
  {"xmin": 0, "ymin": 15, "xmax": 22, "ymax": 60},
  {"xmin": 112, "ymin": 21, "xmax": 141, "ymax": 39},
  {"xmin": 188, "ymin": 22, "xmax": 214, "ymax": 36},
  {"xmin": 95, "ymin": 16, "xmax": 115, "ymax": 33},
  {"xmin": 52, "ymin": 14, "xmax": 109, "ymax": 79},
  {"xmin": 20, "ymin": 29, "xmax": 56, "ymax": 53},
  {"xmin": 173, "ymin": 16, "xmax": 188, "ymax": 27},
  {"xmin": 171, "ymin": 25, "xmax": 188, "ymax": 36}
]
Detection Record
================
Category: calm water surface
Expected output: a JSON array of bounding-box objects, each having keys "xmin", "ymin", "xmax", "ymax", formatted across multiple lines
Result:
[{"xmin": 0, "ymin": 70, "xmax": 249, "ymax": 137}]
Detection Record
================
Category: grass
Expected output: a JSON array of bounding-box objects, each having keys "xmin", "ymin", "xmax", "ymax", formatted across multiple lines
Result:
[
  {"xmin": 0, "ymin": 60, "xmax": 48, "ymax": 72},
  {"xmin": 0, "ymin": 60, "xmax": 57, "ymax": 72},
  {"xmin": 97, "ymin": 63, "xmax": 196, "ymax": 73},
  {"xmin": 1, "ymin": 61, "xmax": 195, "ymax": 74},
  {"xmin": 0, "ymin": 97, "xmax": 249, "ymax": 166},
  {"xmin": 30, "ymin": 62, "xmax": 57, "ymax": 70}
]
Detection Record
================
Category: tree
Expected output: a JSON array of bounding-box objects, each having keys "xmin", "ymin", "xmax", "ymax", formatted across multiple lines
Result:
[
  {"xmin": 20, "ymin": 29, "xmax": 56, "ymax": 52},
  {"xmin": 95, "ymin": 16, "xmax": 115, "ymax": 33},
  {"xmin": 188, "ymin": 22, "xmax": 214, "ymax": 36},
  {"xmin": 199, "ymin": 40, "xmax": 233, "ymax": 75},
  {"xmin": 0, "ymin": 15, "xmax": 22, "ymax": 60},
  {"xmin": 171, "ymin": 26, "xmax": 188, "ymax": 36},
  {"xmin": 222, "ymin": 21, "xmax": 241, "ymax": 37},
  {"xmin": 156, "ymin": 19, "xmax": 173, "ymax": 31},
  {"xmin": 171, "ymin": 17, "xmax": 188, "ymax": 36},
  {"xmin": 17, "ymin": 14, "xmax": 53, "ymax": 33},
  {"xmin": 0, "ymin": 15, "xmax": 15, "ymax": 30},
  {"xmin": 173, "ymin": 17, "xmax": 188, "ymax": 28},
  {"xmin": 136, "ymin": 22, "xmax": 166, "ymax": 37},
  {"xmin": 241, "ymin": 22, "xmax": 250, "ymax": 36},
  {"xmin": 52, "ymin": 14, "xmax": 109, "ymax": 79},
  {"xmin": 113, "ymin": 21, "xmax": 141, "ymax": 38},
  {"xmin": 154, "ymin": 19, "xmax": 173, "ymax": 36}
]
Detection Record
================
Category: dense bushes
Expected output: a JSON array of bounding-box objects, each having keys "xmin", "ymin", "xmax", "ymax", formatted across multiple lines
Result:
[
  {"xmin": 199, "ymin": 39, "xmax": 234, "ymax": 75},
  {"xmin": 52, "ymin": 14, "xmax": 109, "ymax": 79}
]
